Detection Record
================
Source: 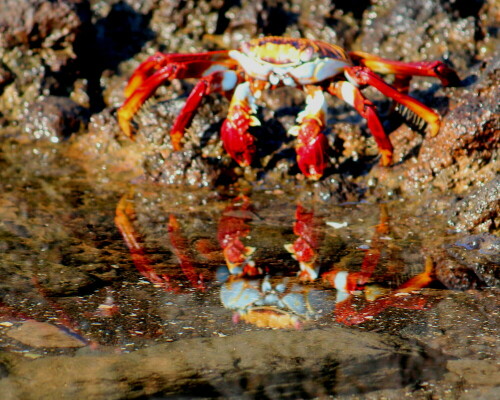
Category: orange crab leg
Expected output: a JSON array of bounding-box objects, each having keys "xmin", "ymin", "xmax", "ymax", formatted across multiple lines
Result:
[
  {"xmin": 323, "ymin": 205, "xmax": 389, "ymax": 291},
  {"xmin": 349, "ymin": 51, "xmax": 461, "ymax": 88},
  {"xmin": 115, "ymin": 194, "xmax": 177, "ymax": 290},
  {"xmin": 344, "ymin": 66, "xmax": 443, "ymax": 137},
  {"xmin": 118, "ymin": 64, "xmax": 176, "ymax": 138},
  {"xmin": 335, "ymin": 291, "xmax": 429, "ymax": 326},
  {"xmin": 123, "ymin": 51, "xmax": 232, "ymax": 96},
  {"xmin": 329, "ymin": 81, "xmax": 394, "ymax": 166},
  {"xmin": 323, "ymin": 205, "xmax": 434, "ymax": 326},
  {"xmin": 117, "ymin": 51, "xmax": 236, "ymax": 138}
]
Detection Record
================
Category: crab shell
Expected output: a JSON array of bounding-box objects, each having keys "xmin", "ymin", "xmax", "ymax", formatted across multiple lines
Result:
[{"xmin": 229, "ymin": 37, "xmax": 351, "ymax": 89}]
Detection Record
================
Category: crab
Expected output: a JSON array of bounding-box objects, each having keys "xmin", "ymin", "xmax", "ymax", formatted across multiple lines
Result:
[{"xmin": 118, "ymin": 37, "xmax": 460, "ymax": 179}]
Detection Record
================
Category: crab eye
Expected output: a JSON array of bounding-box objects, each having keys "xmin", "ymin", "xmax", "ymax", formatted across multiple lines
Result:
[{"xmin": 300, "ymin": 47, "xmax": 314, "ymax": 62}]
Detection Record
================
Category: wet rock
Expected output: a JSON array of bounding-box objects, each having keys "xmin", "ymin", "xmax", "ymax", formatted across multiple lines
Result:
[
  {"xmin": 0, "ymin": 0, "xmax": 89, "ymax": 125},
  {"xmin": 446, "ymin": 234, "xmax": 499, "ymax": 286},
  {"xmin": 446, "ymin": 359, "xmax": 500, "ymax": 387},
  {"xmin": 367, "ymin": 51, "xmax": 498, "ymax": 197},
  {"xmin": 448, "ymin": 175, "xmax": 500, "ymax": 233},
  {"xmin": 0, "ymin": 0, "xmax": 82, "ymax": 51},
  {"xmin": 134, "ymin": 98, "xmax": 231, "ymax": 187},
  {"xmin": 22, "ymin": 96, "xmax": 88, "ymax": 142},
  {"xmin": 355, "ymin": 0, "xmax": 478, "ymax": 69},
  {"xmin": 0, "ymin": 328, "xmax": 443, "ymax": 399},
  {"xmin": 403, "ymin": 290, "xmax": 500, "ymax": 360},
  {"xmin": 5, "ymin": 320, "xmax": 86, "ymax": 348},
  {"xmin": 0, "ymin": 361, "xmax": 8, "ymax": 379},
  {"xmin": 431, "ymin": 233, "xmax": 499, "ymax": 290}
]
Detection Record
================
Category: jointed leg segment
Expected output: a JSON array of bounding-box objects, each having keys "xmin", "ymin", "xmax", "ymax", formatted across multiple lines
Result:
[
  {"xmin": 349, "ymin": 51, "xmax": 461, "ymax": 87},
  {"xmin": 171, "ymin": 70, "xmax": 238, "ymax": 150},
  {"xmin": 344, "ymin": 66, "xmax": 443, "ymax": 137},
  {"xmin": 329, "ymin": 81, "xmax": 393, "ymax": 166},
  {"xmin": 117, "ymin": 50, "xmax": 236, "ymax": 141}
]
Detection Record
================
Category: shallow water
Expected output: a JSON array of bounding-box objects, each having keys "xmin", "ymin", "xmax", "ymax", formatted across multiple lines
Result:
[{"xmin": 0, "ymin": 141, "xmax": 498, "ymax": 399}]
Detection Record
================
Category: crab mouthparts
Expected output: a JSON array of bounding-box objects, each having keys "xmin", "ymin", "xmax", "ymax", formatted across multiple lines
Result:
[{"xmin": 269, "ymin": 71, "xmax": 296, "ymax": 87}]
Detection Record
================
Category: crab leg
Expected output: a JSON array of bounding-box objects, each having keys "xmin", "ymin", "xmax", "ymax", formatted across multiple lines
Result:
[
  {"xmin": 344, "ymin": 66, "xmax": 443, "ymax": 137},
  {"xmin": 115, "ymin": 194, "xmax": 177, "ymax": 290},
  {"xmin": 334, "ymin": 257, "xmax": 434, "ymax": 326},
  {"xmin": 329, "ymin": 81, "xmax": 394, "ymax": 166},
  {"xmin": 168, "ymin": 215, "xmax": 207, "ymax": 291},
  {"xmin": 349, "ymin": 51, "xmax": 461, "ymax": 88},
  {"xmin": 323, "ymin": 205, "xmax": 433, "ymax": 326},
  {"xmin": 221, "ymin": 82, "xmax": 260, "ymax": 167},
  {"xmin": 170, "ymin": 70, "xmax": 239, "ymax": 150},
  {"xmin": 288, "ymin": 86, "xmax": 330, "ymax": 179},
  {"xmin": 117, "ymin": 51, "xmax": 236, "ymax": 138}
]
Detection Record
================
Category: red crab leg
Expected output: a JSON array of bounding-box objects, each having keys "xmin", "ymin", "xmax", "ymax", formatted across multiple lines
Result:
[
  {"xmin": 288, "ymin": 86, "xmax": 330, "ymax": 179},
  {"xmin": 335, "ymin": 291, "xmax": 429, "ymax": 326},
  {"xmin": 221, "ymin": 82, "xmax": 259, "ymax": 167},
  {"xmin": 322, "ymin": 206, "xmax": 389, "ymax": 290},
  {"xmin": 344, "ymin": 66, "xmax": 443, "ymax": 137},
  {"xmin": 117, "ymin": 51, "xmax": 236, "ymax": 138},
  {"xmin": 170, "ymin": 70, "xmax": 239, "ymax": 150},
  {"xmin": 334, "ymin": 258, "xmax": 434, "ymax": 326},
  {"xmin": 329, "ymin": 81, "xmax": 394, "ymax": 166},
  {"xmin": 349, "ymin": 51, "xmax": 461, "ymax": 88}
]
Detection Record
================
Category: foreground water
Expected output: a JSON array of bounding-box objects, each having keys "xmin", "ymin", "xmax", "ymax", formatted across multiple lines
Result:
[{"xmin": 0, "ymin": 141, "xmax": 498, "ymax": 399}]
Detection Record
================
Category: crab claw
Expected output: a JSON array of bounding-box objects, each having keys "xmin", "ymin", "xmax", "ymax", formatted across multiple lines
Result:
[
  {"xmin": 221, "ymin": 82, "xmax": 260, "ymax": 167},
  {"xmin": 290, "ymin": 118, "xmax": 329, "ymax": 180},
  {"xmin": 221, "ymin": 112, "xmax": 257, "ymax": 167}
]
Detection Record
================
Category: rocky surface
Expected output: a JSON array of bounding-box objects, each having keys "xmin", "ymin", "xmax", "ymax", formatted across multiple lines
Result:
[{"xmin": 0, "ymin": 0, "xmax": 498, "ymax": 399}]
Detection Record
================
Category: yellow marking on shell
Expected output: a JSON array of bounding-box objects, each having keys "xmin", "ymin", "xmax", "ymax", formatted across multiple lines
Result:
[
  {"xmin": 250, "ymin": 42, "xmax": 306, "ymax": 65},
  {"xmin": 246, "ymin": 37, "xmax": 350, "ymax": 64}
]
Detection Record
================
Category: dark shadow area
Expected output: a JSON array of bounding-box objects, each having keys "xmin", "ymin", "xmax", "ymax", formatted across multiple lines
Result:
[
  {"xmin": 258, "ymin": 1, "xmax": 298, "ymax": 36},
  {"xmin": 331, "ymin": 0, "xmax": 372, "ymax": 19},
  {"xmin": 72, "ymin": 1, "xmax": 155, "ymax": 112},
  {"xmin": 440, "ymin": 0, "xmax": 485, "ymax": 19},
  {"xmin": 145, "ymin": 347, "xmax": 449, "ymax": 399}
]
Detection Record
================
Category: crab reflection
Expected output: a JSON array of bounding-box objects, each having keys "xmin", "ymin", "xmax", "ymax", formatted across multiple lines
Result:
[{"xmin": 115, "ymin": 193, "xmax": 435, "ymax": 329}]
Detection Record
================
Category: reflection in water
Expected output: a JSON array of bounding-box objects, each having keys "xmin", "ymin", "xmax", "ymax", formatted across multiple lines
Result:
[
  {"xmin": 2, "ymin": 188, "xmax": 493, "ymax": 398},
  {"xmin": 115, "ymin": 193, "xmax": 435, "ymax": 329},
  {"xmin": 0, "ymin": 191, "xmax": 439, "ymax": 352}
]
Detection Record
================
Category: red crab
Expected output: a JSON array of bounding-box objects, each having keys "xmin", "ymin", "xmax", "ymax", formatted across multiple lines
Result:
[{"xmin": 118, "ymin": 37, "xmax": 460, "ymax": 179}]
